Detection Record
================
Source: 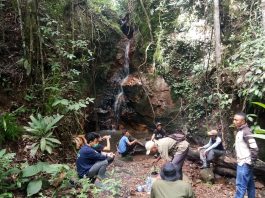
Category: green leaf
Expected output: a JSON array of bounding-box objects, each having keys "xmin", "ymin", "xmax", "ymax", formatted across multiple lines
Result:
[
  {"xmin": 43, "ymin": 164, "xmax": 70, "ymax": 174},
  {"xmin": 27, "ymin": 179, "xmax": 42, "ymax": 196},
  {"xmin": 24, "ymin": 59, "xmax": 31, "ymax": 76},
  {"xmin": 247, "ymin": 116, "xmax": 253, "ymax": 122},
  {"xmin": 250, "ymin": 134, "xmax": 265, "ymax": 140},
  {"xmin": 45, "ymin": 114, "xmax": 63, "ymax": 133},
  {"xmin": 30, "ymin": 144, "xmax": 39, "ymax": 157},
  {"xmin": 52, "ymin": 99, "xmax": 69, "ymax": 106},
  {"xmin": 22, "ymin": 163, "xmax": 45, "ymax": 177},
  {"xmin": 254, "ymin": 128, "xmax": 265, "ymax": 134},
  {"xmin": 46, "ymin": 137, "xmax": 61, "ymax": 144},
  {"xmin": 45, "ymin": 145, "xmax": 53, "ymax": 154},
  {"xmin": 40, "ymin": 138, "xmax": 46, "ymax": 152},
  {"xmin": 252, "ymin": 102, "xmax": 265, "ymax": 109},
  {"xmin": 0, "ymin": 149, "xmax": 6, "ymax": 157}
]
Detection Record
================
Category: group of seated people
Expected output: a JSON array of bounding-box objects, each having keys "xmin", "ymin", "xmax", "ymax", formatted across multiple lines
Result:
[{"xmin": 75, "ymin": 122, "xmax": 224, "ymax": 197}]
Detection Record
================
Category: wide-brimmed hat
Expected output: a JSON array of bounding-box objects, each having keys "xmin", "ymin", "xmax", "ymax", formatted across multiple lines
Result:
[
  {"xmin": 207, "ymin": 130, "xmax": 218, "ymax": 136},
  {"xmin": 156, "ymin": 122, "xmax": 162, "ymax": 127},
  {"xmin": 145, "ymin": 141, "xmax": 155, "ymax": 155},
  {"xmin": 160, "ymin": 162, "xmax": 180, "ymax": 181}
]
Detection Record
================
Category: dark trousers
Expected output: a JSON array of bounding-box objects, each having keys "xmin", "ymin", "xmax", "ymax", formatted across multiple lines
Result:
[
  {"xmin": 120, "ymin": 144, "xmax": 135, "ymax": 157},
  {"xmin": 171, "ymin": 148, "xmax": 189, "ymax": 180}
]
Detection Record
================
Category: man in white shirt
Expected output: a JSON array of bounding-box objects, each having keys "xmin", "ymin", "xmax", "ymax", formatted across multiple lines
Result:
[
  {"xmin": 198, "ymin": 129, "xmax": 225, "ymax": 168},
  {"xmin": 233, "ymin": 112, "xmax": 258, "ymax": 198}
]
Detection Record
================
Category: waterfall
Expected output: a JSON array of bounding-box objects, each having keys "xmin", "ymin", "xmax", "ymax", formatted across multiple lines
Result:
[{"xmin": 114, "ymin": 41, "xmax": 130, "ymax": 126}]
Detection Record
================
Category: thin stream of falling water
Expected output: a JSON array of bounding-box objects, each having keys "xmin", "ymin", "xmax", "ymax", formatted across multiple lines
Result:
[{"xmin": 114, "ymin": 41, "xmax": 130, "ymax": 126}]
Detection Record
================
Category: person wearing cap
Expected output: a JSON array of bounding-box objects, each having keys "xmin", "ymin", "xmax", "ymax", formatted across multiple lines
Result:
[
  {"xmin": 117, "ymin": 129, "xmax": 138, "ymax": 157},
  {"xmin": 198, "ymin": 129, "xmax": 225, "ymax": 169},
  {"xmin": 145, "ymin": 129, "xmax": 189, "ymax": 179},
  {"xmin": 151, "ymin": 122, "xmax": 166, "ymax": 141},
  {"xmin": 151, "ymin": 162, "xmax": 195, "ymax": 198}
]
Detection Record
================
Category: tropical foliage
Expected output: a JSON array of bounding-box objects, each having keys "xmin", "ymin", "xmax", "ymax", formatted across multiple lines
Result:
[{"xmin": 23, "ymin": 114, "xmax": 63, "ymax": 156}]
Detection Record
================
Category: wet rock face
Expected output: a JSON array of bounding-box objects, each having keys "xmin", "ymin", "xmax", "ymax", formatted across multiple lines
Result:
[
  {"xmin": 89, "ymin": 37, "xmax": 175, "ymax": 131},
  {"xmin": 121, "ymin": 74, "xmax": 175, "ymax": 127}
]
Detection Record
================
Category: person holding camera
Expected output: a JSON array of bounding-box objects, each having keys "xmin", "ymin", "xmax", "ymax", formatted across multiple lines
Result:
[{"xmin": 76, "ymin": 132, "xmax": 115, "ymax": 181}]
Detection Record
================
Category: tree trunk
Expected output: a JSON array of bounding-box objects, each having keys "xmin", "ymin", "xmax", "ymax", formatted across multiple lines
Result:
[
  {"xmin": 187, "ymin": 149, "xmax": 265, "ymax": 181},
  {"xmin": 213, "ymin": 0, "xmax": 221, "ymax": 65}
]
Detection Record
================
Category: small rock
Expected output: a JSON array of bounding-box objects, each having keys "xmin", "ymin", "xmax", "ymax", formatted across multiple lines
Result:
[
  {"xmin": 214, "ymin": 174, "xmax": 222, "ymax": 179},
  {"xmin": 200, "ymin": 168, "xmax": 214, "ymax": 183},
  {"xmin": 130, "ymin": 189, "xmax": 136, "ymax": 196},
  {"xmin": 228, "ymin": 178, "xmax": 236, "ymax": 185},
  {"xmin": 255, "ymin": 181, "xmax": 265, "ymax": 189}
]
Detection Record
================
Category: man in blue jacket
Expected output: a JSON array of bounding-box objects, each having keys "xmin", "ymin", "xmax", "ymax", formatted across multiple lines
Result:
[{"xmin": 76, "ymin": 132, "xmax": 115, "ymax": 180}]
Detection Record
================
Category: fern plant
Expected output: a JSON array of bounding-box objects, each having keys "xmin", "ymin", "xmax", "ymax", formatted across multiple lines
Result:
[{"xmin": 24, "ymin": 114, "xmax": 63, "ymax": 156}]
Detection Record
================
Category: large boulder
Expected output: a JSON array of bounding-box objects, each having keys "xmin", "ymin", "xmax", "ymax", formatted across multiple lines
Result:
[{"xmin": 121, "ymin": 73, "xmax": 175, "ymax": 128}]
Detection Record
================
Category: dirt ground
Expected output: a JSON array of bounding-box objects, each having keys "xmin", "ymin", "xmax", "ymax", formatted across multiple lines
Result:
[{"xmin": 108, "ymin": 154, "xmax": 265, "ymax": 198}]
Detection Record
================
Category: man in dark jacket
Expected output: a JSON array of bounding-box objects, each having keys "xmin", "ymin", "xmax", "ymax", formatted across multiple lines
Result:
[
  {"xmin": 233, "ymin": 112, "xmax": 258, "ymax": 198},
  {"xmin": 76, "ymin": 133, "xmax": 114, "ymax": 180}
]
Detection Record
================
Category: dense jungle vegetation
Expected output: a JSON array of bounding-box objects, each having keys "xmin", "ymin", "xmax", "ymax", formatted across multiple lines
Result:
[{"xmin": 0, "ymin": 0, "xmax": 264, "ymax": 197}]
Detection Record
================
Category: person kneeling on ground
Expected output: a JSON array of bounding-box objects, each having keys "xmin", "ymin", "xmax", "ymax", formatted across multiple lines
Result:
[
  {"xmin": 198, "ymin": 129, "xmax": 225, "ymax": 169},
  {"xmin": 145, "ymin": 129, "xmax": 189, "ymax": 180},
  {"xmin": 117, "ymin": 129, "xmax": 138, "ymax": 157},
  {"xmin": 76, "ymin": 132, "xmax": 115, "ymax": 181},
  {"xmin": 151, "ymin": 162, "xmax": 195, "ymax": 198}
]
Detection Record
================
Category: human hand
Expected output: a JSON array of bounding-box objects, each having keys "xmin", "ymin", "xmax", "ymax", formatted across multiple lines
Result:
[
  {"xmin": 107, "ymin": 152, "xmax": 115, "ymax": 158},
  {"xmin": 198, "ymin": 147, "xmax": 203, "ymax": 151},
  {"xmin": 102, "ymin": 135, "xmax": 111, "ymax": 140},
  {"xmin": 203, "ymin": 150, "xmax": 208, "ymax": 156}
]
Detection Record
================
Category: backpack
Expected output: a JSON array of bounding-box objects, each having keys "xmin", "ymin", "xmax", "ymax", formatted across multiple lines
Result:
[{"xmin": 167, "ymin": 133, "xmax": 186, "ymax": 143}]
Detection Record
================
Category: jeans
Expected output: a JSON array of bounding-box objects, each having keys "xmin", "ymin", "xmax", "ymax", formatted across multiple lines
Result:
[
  {"xmin": 85, "ymin": 160, "xmax": 108, "ymax": 179},
  {"xmin": 235, "ymin": 164, "xmax": 255, "ymax": 198}
]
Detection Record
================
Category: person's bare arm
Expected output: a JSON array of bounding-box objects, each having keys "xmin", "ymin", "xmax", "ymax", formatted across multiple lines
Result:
[
  {"xmin": 127, "ymin": 139, "xmax": 137, "ymax": 146},
  {"xmin": 152, "ymin": 156, "xmax": 161, "ymax": 165},
  {"xmin": 151, "ymin": 134, "xmax": 155, "ymax": 141},
  {"xmin": 103, "ymin": 136, "xmax": 111, "ymax": 151}
]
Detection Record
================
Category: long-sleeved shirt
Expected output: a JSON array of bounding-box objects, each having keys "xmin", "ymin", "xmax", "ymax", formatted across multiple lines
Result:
[
  {"xmin": 156, "ymin": 137, "xmax": 189, "ymax": 161},
  {"xmin": 202, "ymin": 136, "xmax": 224, "ymax": 152},
  {"xmin": 235, "ymin": 124, "xmax": 258, "ymax": 166},
  {"xmin": 76, "ymin": 144, "xmax": 107, "ymax": 177}
]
